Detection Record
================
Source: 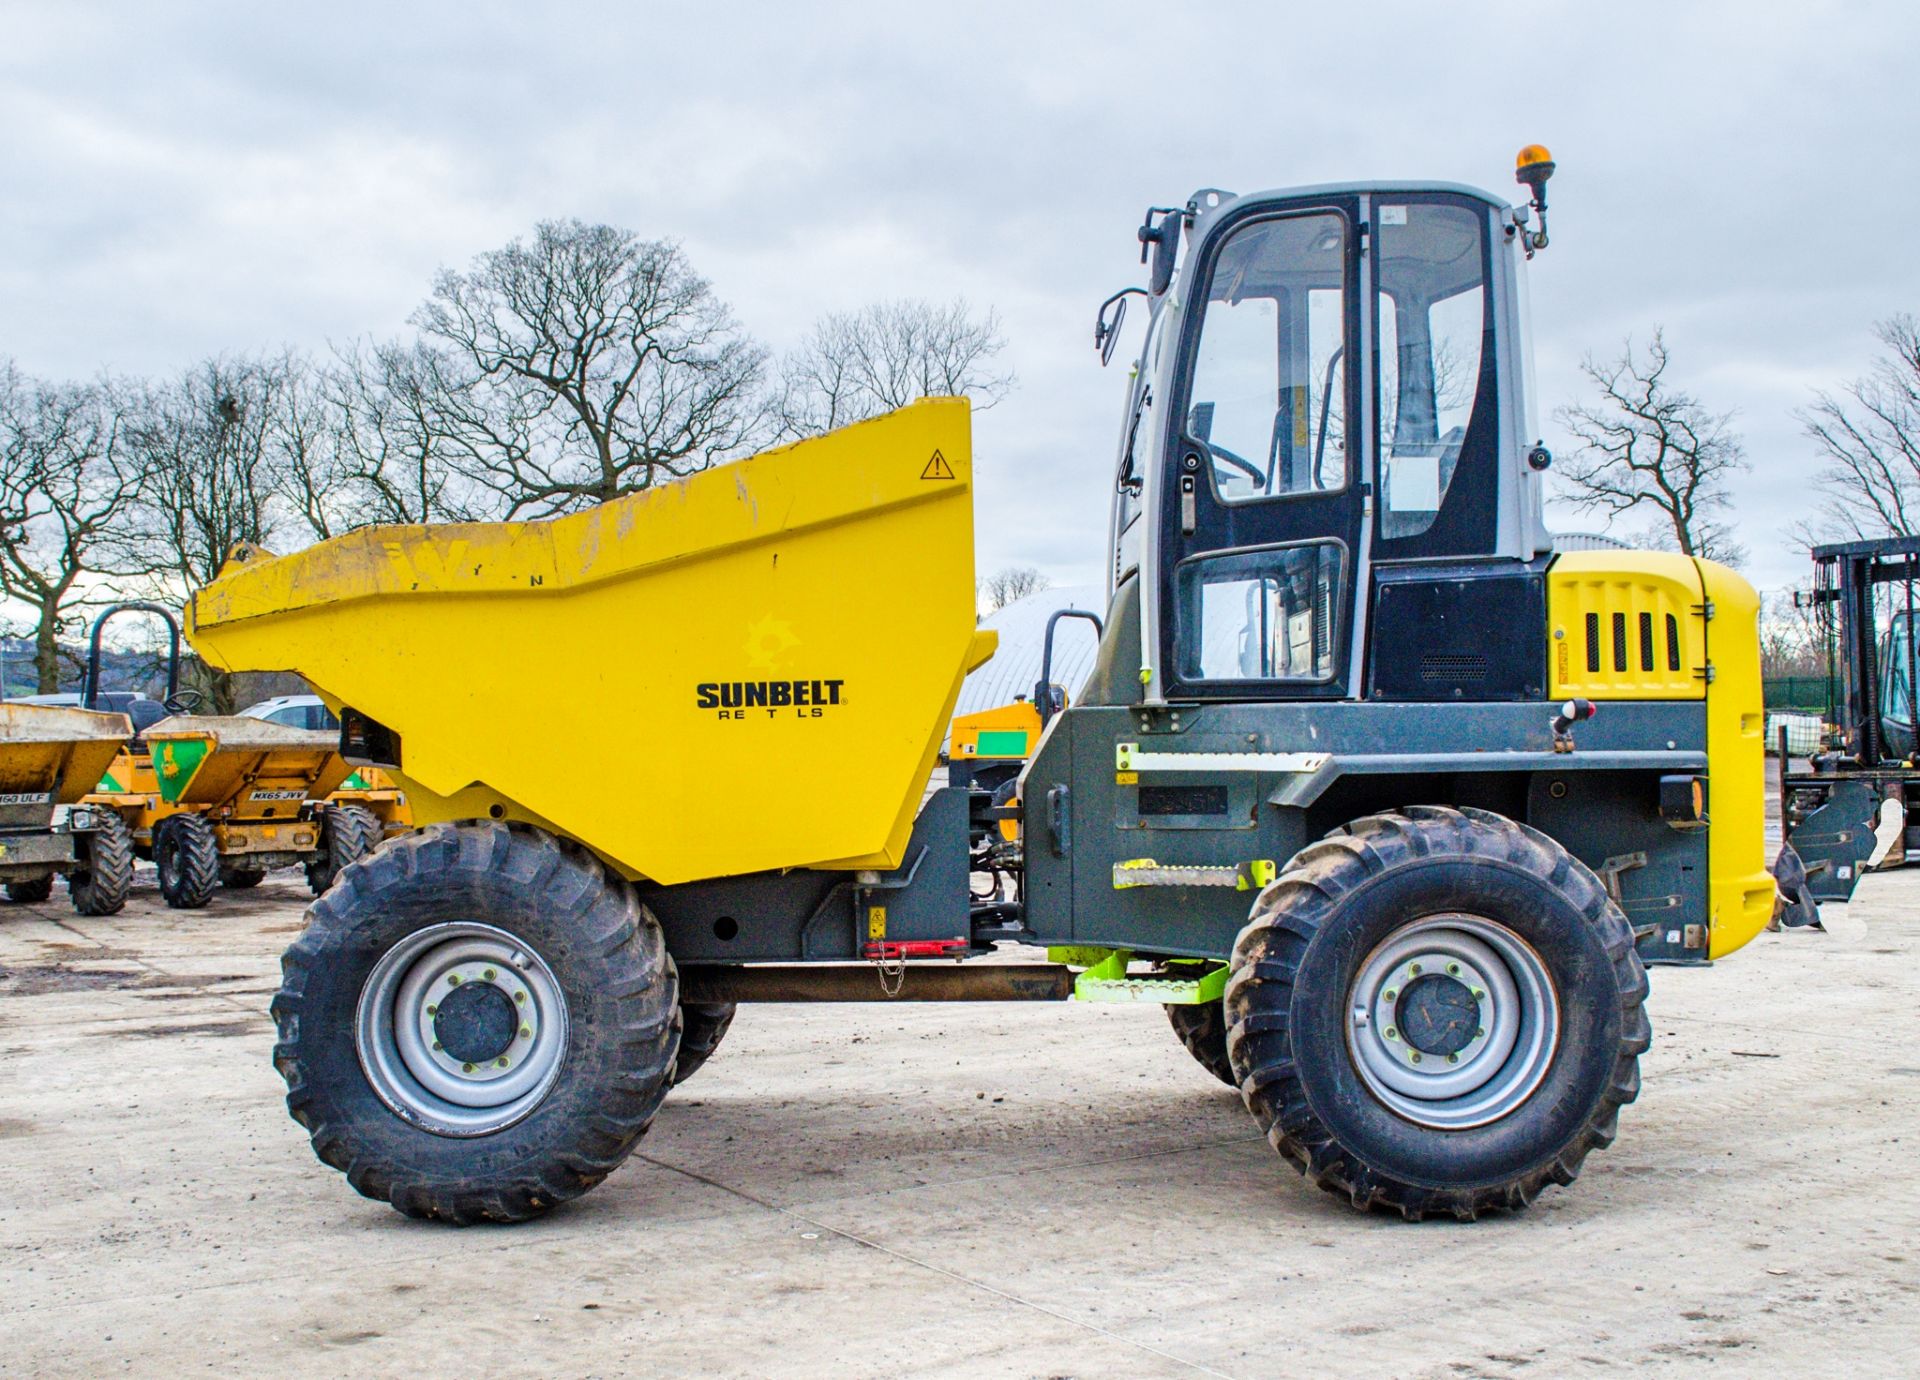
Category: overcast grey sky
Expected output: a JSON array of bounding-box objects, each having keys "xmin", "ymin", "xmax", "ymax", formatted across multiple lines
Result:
[{"xmin": 4, "ymin": 1, "xmax": 1914, "ymax": 596}]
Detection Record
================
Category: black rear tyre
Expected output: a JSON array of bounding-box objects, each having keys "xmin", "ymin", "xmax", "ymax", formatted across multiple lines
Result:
[
  {"xmin": 3, "ymin": 876, "xmax": 54, "ymax": 904},
  {"xmin": 671, "ymin": 1002, "xmax": 736, "ymax": 1086},
  {"xmin": 305, "ymin": 804, "xmax": 377, "ymax": 896},
  {"xmin": 223, "ymin": 868, "xmax": 267, "ymax": 889},
  {"xmin": 69, "ymin": 811, "xmax": 134, "ymax": 916},
  {"xmin": 1225, "ymin": 805, "xmax": 1649, "ymax": 1221},
  {"xmin": 1165, "ymin": 1001, "xmax": 1236, "ymax": 1087},
  {"xmin": 156, "ymin": 814, "xmax": 220, "ymax": 909},
  {"xmin": 272, "ymin": 821, "xmax": 679, "ymax": 1225}
]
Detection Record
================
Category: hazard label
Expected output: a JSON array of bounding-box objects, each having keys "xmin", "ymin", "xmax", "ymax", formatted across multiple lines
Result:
[{"xmin": 921, "ymin": 450, "xmax": 955, "ymax": 480}]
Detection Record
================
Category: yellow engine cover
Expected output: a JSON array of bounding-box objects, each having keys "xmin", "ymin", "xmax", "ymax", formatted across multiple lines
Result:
[
  {"xmin": 184, "ymin": 400, "xmax": 995, "ymax": 886},
  {"xmin": 1548, "ymin": 551, "xmax": 1773, "ymax": 958}
]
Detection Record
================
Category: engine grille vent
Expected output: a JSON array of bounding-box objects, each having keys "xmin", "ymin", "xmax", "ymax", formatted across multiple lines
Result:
[{"xmin": 1418, "ymin": 653, "xmax": 1490, "ymax": 683}]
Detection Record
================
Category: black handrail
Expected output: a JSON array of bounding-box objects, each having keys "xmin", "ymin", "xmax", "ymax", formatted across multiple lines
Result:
[
  {"xmin": 82, "ymin": 602, "xmax": 182, "ymax": 710},
  {"xmin": 1033, "ymin": 609, "xmax": 1105, "ymax": 727}
]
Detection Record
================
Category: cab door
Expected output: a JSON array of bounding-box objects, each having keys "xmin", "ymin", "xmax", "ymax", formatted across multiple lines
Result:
[{"xmin": 1156, "ymin": 199, "xmax": 1368, "ymax": 700}]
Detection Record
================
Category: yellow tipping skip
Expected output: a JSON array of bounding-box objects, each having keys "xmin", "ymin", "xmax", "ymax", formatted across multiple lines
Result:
[{"xmin": 185, "ymin": 400, "xmax": 996, "ymax": 886}]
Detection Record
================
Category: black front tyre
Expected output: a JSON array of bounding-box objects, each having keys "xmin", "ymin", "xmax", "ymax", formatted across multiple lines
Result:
[
  {"xmin": 69, "ymin": 811, "xmax": 135, "ymax": 916},
  {"xmin": 1225, "ymin": 805, "xmax": 1649, "ymax": 1221},
  {"xmin": 272, "ymin": 821, "xmax": 679, "ymax": 1225},
  {"xmin": 156, "ymin": 814, "xmax": 220, "ymax": 909},
  {"xmin": 3, "ymin": 876, "xmax": 54, "ymax": 904}
]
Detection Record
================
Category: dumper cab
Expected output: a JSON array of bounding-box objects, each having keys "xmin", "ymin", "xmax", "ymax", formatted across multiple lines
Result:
[{"xmin": 1046, "ymin": 170, "xmax": 1772, "ymax": 967}]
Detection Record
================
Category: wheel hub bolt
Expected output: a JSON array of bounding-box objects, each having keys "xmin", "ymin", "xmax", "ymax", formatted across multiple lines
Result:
[
  {"xmin": 520, "ymin": 1024, "xmax": 533, "ymax": 1038},
  {"xmin": 1385, "ymin": 1026, "xmax": 1398, "ymax": 1041},
  {"xmin": 1409, "ymin": 1051, "xmax": 1422, "ymax": 1064},
  {"xmin": 1446, "ymin": 963, "xmax": 1461, "ymax": 976},
  {"xmin": 462, "ymin": 1062, "xmax": 475, "ymax": 1072},
  {"xmin": 1384, "ymin": 988, "xmax": 1398, "ymax": 1002}
]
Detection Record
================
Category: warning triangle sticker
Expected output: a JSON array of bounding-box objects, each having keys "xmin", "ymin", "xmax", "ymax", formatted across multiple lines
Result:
[{"xmin": 921, "ymin": 450, "xmax": 955, "ymax": 480}]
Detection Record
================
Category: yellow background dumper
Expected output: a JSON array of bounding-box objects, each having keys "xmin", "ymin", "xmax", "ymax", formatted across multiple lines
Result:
[
  {"xmin": 0, "ymin": 703, "xmax": 138, "ymax": 915},
  {"xmin": 138, "ymin": 716, "xmax": 371, "ymax": 907}
]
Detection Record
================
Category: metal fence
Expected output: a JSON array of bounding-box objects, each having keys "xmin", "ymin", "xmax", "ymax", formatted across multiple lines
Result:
[{"xmin": 1763, "ymin": 676, "xmax": 1830, "ymax": 710}]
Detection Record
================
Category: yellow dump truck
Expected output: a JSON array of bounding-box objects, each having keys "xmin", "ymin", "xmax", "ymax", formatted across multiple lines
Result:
[
  {"xmin": 187, "ymin": 156, "xmax": 1774, "ymax": 1228},
  {"xmin": 0, "ymin": 703, "xmax": 138, "ymax": 915},
  {"xmin": 138, "ymin": 717, "xmax": 369, "ymax": 907}
]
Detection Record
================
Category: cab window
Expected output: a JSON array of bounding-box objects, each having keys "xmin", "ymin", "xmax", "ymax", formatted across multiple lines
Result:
[
  {"xmin": 1184, "ymin": 213, "xmax": 1348, "ymax": 503},
  {"xmin": 1375, "ymin": 201, "xmax": 1492, "ymax": 541},
  {"xmin": 1176, "ymin": 542, "xmax": 1345, "ymax": 683}
]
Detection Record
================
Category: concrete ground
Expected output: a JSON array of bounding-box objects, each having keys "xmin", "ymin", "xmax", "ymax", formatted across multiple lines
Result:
[{"xmin": 3, "ymin": 862, "xmax": 1918, "ymax": 1379}]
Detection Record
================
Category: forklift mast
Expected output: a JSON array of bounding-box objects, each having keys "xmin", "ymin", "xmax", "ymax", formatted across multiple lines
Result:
[{"xmin": 1806, "ymin": 535, "xmax": 1920, "ymax": 767}]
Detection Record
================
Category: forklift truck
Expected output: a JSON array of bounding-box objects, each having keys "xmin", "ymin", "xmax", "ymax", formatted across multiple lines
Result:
[{"xmin": 1776, "ymin": 534, "xmax": 1920, "ymax": 910}]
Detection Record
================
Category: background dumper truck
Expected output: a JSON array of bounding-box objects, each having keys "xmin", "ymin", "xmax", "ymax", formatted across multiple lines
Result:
[
  {"xmin": 0, "ymin": 702, "xmax": 137, "ymax": 915},
  {"xmin": 184, "ymin": 154, "xmax": 1775, "ymax": 1226}
]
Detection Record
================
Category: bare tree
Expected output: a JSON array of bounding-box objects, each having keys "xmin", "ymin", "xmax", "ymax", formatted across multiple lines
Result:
[
  {"xmin": 272, "ymin": 340, "xmax": 491, "ymax": 540},
  {"xmin": 259, "ymin": 351, "xmax": 355, "ymax": 543},
  {"xmin": 120, "ymin": 357, "xmax": 287, "ymax": 711},
  {"xmin": 979, "ymin": 565, "xmax": 1049, "ymax": 614},
  {"xmin": 1554, "ymin": 330, "xmax": 1749, "ymax": 565},
  {"xmin": 0, "ymin": 362, "xmax": 146, "ymax": 692},
  {"xmin": 1802, "ymin": 314, "xmax": 1920, "ymax": 538},
  {"xmin": 124, "ymin": 356, "xmax": 284, "ymax": 595},
  {"xmin": 1758, "ymin": 589, "xmax": 1827, "ymax": 681},
  {"xmin": 773, "ymin": 298, "xmax": 1014, "ymax": 442},
  {"xmin": 413, "ymin": 221, "xmax": 767, "ymax": 517}
]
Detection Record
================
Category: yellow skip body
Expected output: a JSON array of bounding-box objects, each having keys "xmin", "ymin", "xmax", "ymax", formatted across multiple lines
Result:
[{"xmin": 185, "ymin": 399, "xmax": 994, "ymax": 886}]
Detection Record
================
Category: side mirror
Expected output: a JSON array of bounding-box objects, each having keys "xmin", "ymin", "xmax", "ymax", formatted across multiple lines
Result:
[{"xmin": 1093, "ymin": 288, "xmax": 1144, "ymax": 366}]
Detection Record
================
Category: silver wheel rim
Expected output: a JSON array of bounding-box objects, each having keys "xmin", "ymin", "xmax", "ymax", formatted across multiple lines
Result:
[
  {"xmin": 355, "ymin": 921, "xmax": 569, "ymax": 1138},
  {"xmin": 1345, "ymin": 913, "xmax": 1559, "ymax": 1130}
]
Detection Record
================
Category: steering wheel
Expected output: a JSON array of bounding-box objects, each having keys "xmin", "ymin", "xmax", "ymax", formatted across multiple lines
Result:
[
  {"xmin": 1207, "ymin": 441, "xmax": 1266, "ymax": 487},
  {"xmin": 163, "ymin": 689, "xmax": 206, "ymax": 714}
]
